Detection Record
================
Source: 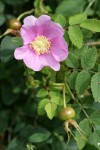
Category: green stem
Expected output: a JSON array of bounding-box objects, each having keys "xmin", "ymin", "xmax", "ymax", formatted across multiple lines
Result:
[
  {"xmin": 86, "ymin": 41, "xmax": 100, "ymax": 46},
  {"xmin": 51, "ymin": 83, "xmax": 64, "ymax": 87},
  {"xmin": 17, "ymin": 9, "xmax": 34, "ymax": 21},
  {"xmin": 84, "ymin": 0, "xmax": 95, "ymax": 13},
  {"xmin": 65, "ymin": 82, "xmax": 95, "ymax": 131},
  {"xmin": 63, "ymin": 84, "xmax": 66, "ymax": 108},
  {"xmin": 51, "ymin": 83, "xmax": 66, "ymax": 108}
]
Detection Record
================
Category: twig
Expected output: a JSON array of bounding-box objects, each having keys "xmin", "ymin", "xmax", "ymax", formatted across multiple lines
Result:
[
  {"xmin": 86, "ymin": 41, "xmax": 100, "ymax": 46},
  {"xmin": 65, "ymin": 82, "xmax": 96, "ymax": 131},
  {"xmin": 17, "ymin": 9, "xmax": 34, "ymax": 21},
  {"xmin": 51, "ymin": 83, "xmax": 66, "ymax": 108},
  {"xmin": 84, "ymin": 0, "xmax": 95, "ymax": 13}
]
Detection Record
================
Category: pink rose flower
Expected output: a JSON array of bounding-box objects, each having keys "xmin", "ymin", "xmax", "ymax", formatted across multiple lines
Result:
[{"xmin": 14, "ymin": 15, "xmax": 68, "ymax": 71}]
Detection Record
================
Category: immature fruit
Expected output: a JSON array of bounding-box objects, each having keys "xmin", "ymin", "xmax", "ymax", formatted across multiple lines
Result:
[
  {"xmin": 8, "ymin": 19, "xmax": 21, "ymax": 30},
  {"xmin": 59, "ymin": 107, "xmax": 75, "ymax": 121}
]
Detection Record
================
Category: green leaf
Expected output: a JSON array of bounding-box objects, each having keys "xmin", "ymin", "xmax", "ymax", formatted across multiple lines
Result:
[
  {"xmin": 11, "ymin": 37, "xmax": 23, "ymax": 46},
  {"xmin": 80, "ymin": 96, "xmax": 94, "ymax": 109},
  {"xmin": 50, "ymin": 91, "xmax": 63, "ymax": 105},
  {"xmin": 0, "ymin": 36, "xmax": 20, "ymax": 62},
  {"xmin": 8, "ymin": 138, "xmax": 25, "ymax": 150},
  {"xmin": 75, "ymin": 71, "xmax": 90, "ymax": 95},
  {"xmin": 0, "ymin": 14, "xmax": 6, "ymax": 26},
  {"xmin": 38, "ymin": 99, "xmax": 49, "ymax": 115},
  {"xmin": 51, "ymin": 96, "xmax": 63, "ymax": 105},
  {"xmin": 88, "ymin": 132, "xmax": 100, "ymax": 150},
  {"xmin": 81, "ymin": 47, "xmax": 97, "ymax": 70},
  {"xmin": 75, "ymin": 119, "xmax": 91, "ymax": 150},
  {"xmin": 29, "ymin": 132, "xmax": 50, "ymax": 143},
  {"xmin": 69, "ymin": 13, "xmax": 87, "ymax": 25},
  {"xmin": 0, "ymin": 1, "xmax": 5, "ymax": 13},
  {"xmin": 68, "ymin": 71, "xmax": 78, "ymax": 89},
  {"xmin": 34, "ymin": 0, "xmax": 42, "ymax": 8},
  {"xmin": 56, "ymin": 0, "xmax": 86, "ymax": 22},
  {"xmin": 80, "ymin": 19, "xmax": 100, "ymax": 32},
  {"xmin": 65, "ymin": 52, "xmax": 79, "ymax": 68},
  {"xmin": 91, "ymin": 73, "xmax": 100, "ymax": 102},
  {"xmin": 68, "ymin": 26, "xmax": 83, "ymax": 48},
  {"xmin": 90, "ymin": 110, "xmax": 100, "ymax": 127},
  {"xmin": 36, "ymin": 89, "xmax": 48, "ymax": 97},
  {"xmin": 28, "ymin": 127, "xmax": 51, "ymax": 143},
  {"xmin": 34, "ymin": 0, "xmax": 50, "ymax": 15},
  {"xmin": 72, "ymin": 46, "xmax": 88, "ymax": 59},
  {"xmin": 55, "ymin": 14, "xmax": 66, "ymax": 27},
  {"xmin": 45, "ymin": 102, "xmax": 57, "ymax": 120}
]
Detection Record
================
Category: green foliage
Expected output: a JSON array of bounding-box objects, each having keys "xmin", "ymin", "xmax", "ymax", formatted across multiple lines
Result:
[
  {"xmin": 81, "ymin": 47, "xmax": 97, "ymax": 70},
  {"xmin": 7, "ymin": 138, "xmax": 25, "ymax": 150},
  {"xmin": 29, "ymin": 129, "xmax": 51, "ymax": 143},
  {"xmin": 80, "ymin": 19, "xmax": 100, "ymax": 32},
  {"xmin": 68, "ymin": 71, "xmax": 78, "ymax": 90},
  {"xmin": 56, "ymin": 0, "xmax": 86, "ymax": 23},
  {"xmin": 0, "ymin": 1, "xmax": 6, "ymax": 26},
  {"xmin": 55, "ymin": 14, "xmax": 66, "ymax": 27},
  {"xmin": 34, "ymin": 0, "xmax": 51, "ymax": 16},
  {"xmin": 75, "ymin": 71, "xmax": 90, "ymax": 95},
  {"xmin": 90, "ymin": 111, "xmax": 100, "ymax": 131},
  {"xmin": 0, "ymin": 14, "xmax": 6, "ymax": 26},
  {"xmin": 11, "ymin": 37, "xmax": 23, "ymax": 45},
  {"xmin": 88, "ymin": 132, "xmax": 100, "ymax": 150},
  {"xmin": 69, "ymin": 13, "xmax": 87, "ymax": 25},
  {"xmin": 36, "ymin": 89, "xmax": 48, "ymax": 97},
  {"xmin": 38, "ymin": 98, "xmax": 49, "ymax": 115},
  {"xmin": 65, "ymin": 52, "xmax": 79, "ymax": 68},
  {"xmin": 4, "ymin": 0, "xmax": 30, "ymax": 6},
  {"xmin": 0, "ymin": 36, "xmax": 20, "ymax": 62},
  {"xmin": 0, "ymin": 1, "xmax": 5, "ymax": 13},
  {"xmin": 91, "ymin": 73, "xmax": 100, "ymax": 102},
  {"xmin": 75, "ymin": 119, "xmax": 91, "ymax": 149},
  {"xmin": 45, "ymin": 102, "xmax": 57, "ymax": 120},
  {"xmin": 68, "ymin": 26, "xmax": 83, "ymax": 48}
]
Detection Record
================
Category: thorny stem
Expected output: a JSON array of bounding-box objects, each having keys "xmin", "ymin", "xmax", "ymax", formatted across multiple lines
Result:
[
  {"xmin": 51, "ymin": 83, "xmax": 66, "ymax": 108},
  {"xmin": 65, "ymin": 82, "xmax": 95, "ymax": 131},
  {"xmin": 17, "ymin": 9, "xmax": 34, "ymax": 21}
]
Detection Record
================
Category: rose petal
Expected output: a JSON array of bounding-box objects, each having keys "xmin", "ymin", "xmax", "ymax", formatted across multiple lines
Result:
[
  {"xmin": 44, "ymin": 53, "xmax": 60, "ymax": 71},
  {"xmin": 23, "ymin": 50, "xmax": 60, "ymax": 71},
  {"xmin": 20, "ymin": 15, "xmax": 37, "ymax": 45},
  {"xmin": 14, "ymin": 45, "xmax": 30, "ymax": 60},
  {"xmin": 50, "ymin": 37, "xmax": 68, "ymax": 50},
  {"xmin": 35, "ymin": 15, "xmax": 51, "ymax": 36},
  {"xmin": 44, "ymin": 22, "xmax": 64, "ymax": 39},
  {"xmin": 23, "ymin": 51, "xmax": 44, "ymax": 71},
  {"xmin": 51, "ymin": 46, "xmax": 68, "ymax": 61},
  {"xmin": 50, "ymin": 37, "xmax": 68, "ymax": 61},
  {"xmin": 35, "ymin": 15, "xmax": 64, "ymax": 39},
  {"xmin": 23, "ymin": 15, "xmax": 37, "ymax": 26}
]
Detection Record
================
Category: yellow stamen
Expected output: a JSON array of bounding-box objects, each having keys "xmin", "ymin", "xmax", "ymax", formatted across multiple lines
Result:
[{"xmin": 30, "ymin": 36, "xmax": 51, "ymax": 55}]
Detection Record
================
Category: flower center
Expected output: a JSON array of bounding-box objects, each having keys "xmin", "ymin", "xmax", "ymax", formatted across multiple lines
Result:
[{"xmin": 30, "ymin": 36, "xmax": 51, "ymax": 55}]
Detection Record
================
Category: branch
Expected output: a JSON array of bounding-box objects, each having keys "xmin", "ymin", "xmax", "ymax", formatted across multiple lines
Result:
[{"xmin": 86, "ymin": 41, "xmax": 100, "ymax": 46}]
